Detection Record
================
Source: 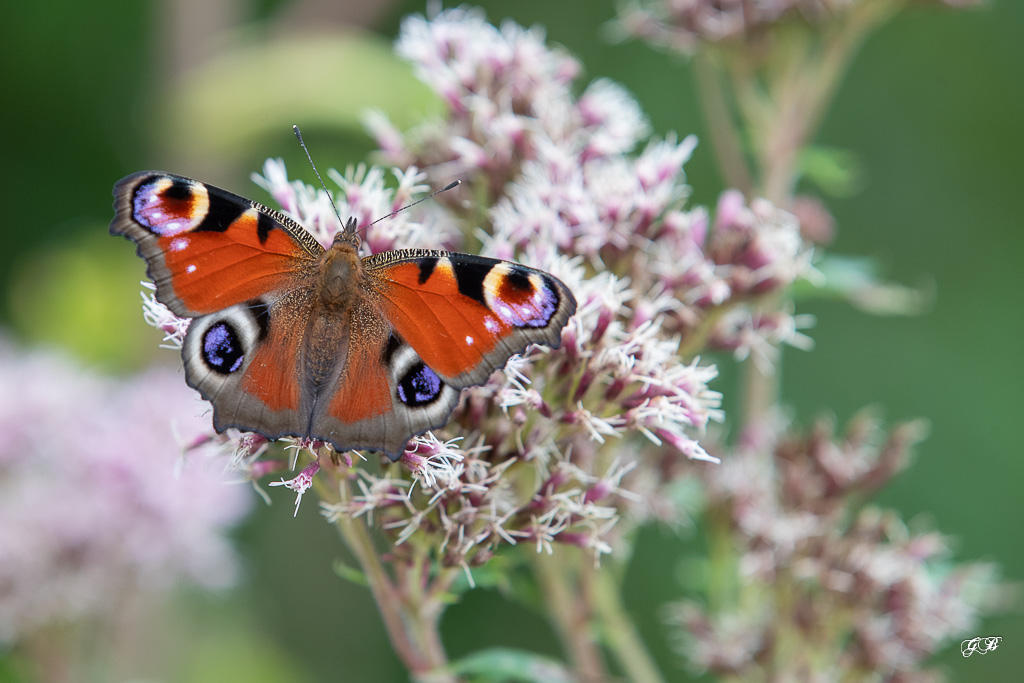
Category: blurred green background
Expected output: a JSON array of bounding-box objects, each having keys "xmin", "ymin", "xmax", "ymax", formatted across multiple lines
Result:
[{"xmin": 2, "ymin": 0, "xmax": 1021, "ymax": 680}]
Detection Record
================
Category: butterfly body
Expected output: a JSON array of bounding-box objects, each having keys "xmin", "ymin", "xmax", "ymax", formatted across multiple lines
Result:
[{"xmin": 111, "ymin": 171, "xmax": 576, "ymax": 459}]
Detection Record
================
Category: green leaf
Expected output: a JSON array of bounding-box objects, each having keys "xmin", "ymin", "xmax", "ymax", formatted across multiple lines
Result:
[
  {"xmin": 157, "ymin": 31, "xmax": 440, "ymax": 159},
  {"xmin": 447, "ymin": 648, "xmax": 573, "ymax": 683},
  {"xmin": 794, "ymin": 254, "xmax": 932, "ymax": 316},
  {"xmin": 799, "ymin": 145, "xmax": 863, "ymax": 197},
  {"xmin": 332, "ymin": 559, "xmax": 369, "ymax": 587}
]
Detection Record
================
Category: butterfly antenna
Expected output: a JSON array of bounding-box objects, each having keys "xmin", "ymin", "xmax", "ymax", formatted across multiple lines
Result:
[
  {"xmin": 364, "ymin": 179, "xmax": 462, "ymax": 234},
  {"xmin": 292, "ymin": 124, "xmax": 346, "ymax": 229}
]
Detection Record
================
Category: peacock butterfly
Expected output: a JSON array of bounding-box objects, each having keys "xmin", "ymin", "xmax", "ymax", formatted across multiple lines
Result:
[{"xmin": 110, "ymin": 172, "xmax": 576, "ymax": 460}]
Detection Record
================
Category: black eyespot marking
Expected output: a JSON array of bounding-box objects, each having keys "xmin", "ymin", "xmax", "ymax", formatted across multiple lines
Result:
[
  {"xmin": 163, "ymin": 177, "xmax": 193, "ymax": 202},
  {"xmin": 417, "ymin": 257, "xmax": 438, "ymax": 285},
  {"xmin": 382, "ymin": 333, "xmax": 403, "ymax": 365},
  {"xmin": 455, "ymin": 262, "xmax": 488, "ymax": 305},
  {"xmin": 396, "ymin": 362, "xmax": 443, "ymax": 407},
  {"xmin": 506, "ymin": 267, "xmax": 534, "ymax": 292},
  {"xmin": 202, "ymin": 321, "xmax": 245, "ymax": 374},
  {"xmin": 195, "ymin": 192, "xmax": 247, "ymax": 233}
]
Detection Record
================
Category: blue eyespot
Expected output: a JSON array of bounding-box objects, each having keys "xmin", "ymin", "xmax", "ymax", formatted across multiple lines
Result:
[
  {"xmin": 397, "ymin": 362, "xmax": 442, "ymax": 406},
  {"xmin": 202, "ymin": 322, "xmax": 244, "ymax": 374}
]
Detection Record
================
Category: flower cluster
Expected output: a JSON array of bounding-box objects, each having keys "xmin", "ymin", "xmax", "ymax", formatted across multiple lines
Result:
[
  {"xmin": 307, "ymin": 8, "xmax": 808, "ymax": 569},
  {"xmin": 374, "ymin": 7, "xmax": 814, "ymax": 359},
  {"xmin": 251, "ymin": 155, "xmax": 726, "ymax": 571},
  {"xmin": 669, "ymin": 413, "xmax": 999, "ymax": 678},
  {"xmin": 0, "ymin": 338, "xmax": 250, "ymax": 643},
  {"xmin": 617, "ymin": 0, "xmax": 983, "ymax": 54}
]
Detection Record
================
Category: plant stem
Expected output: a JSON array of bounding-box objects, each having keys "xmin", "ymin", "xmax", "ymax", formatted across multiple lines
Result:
[
  {"xmin": 398, "ymin": 553, "xmax": 460, "ymax": 681},
  {"xmin": 693, "ymin": 51, "xmax": 754, "ymax": 195},
  {"xmin": 531, "ymin": 550, "xmax": 607, "ymax": 682},
  {"xmin": 590, "ymin": 565, "xmax": 666, "ymax": 683},
  {"xmin": 316, "ymin": 464, "xmax": 456, "ymax": 683}
]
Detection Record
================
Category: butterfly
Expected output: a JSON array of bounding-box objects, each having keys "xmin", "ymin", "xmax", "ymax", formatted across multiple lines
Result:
[{"xmin": 111, "ymin": 172, "xmax": 576, "ymax": 460}]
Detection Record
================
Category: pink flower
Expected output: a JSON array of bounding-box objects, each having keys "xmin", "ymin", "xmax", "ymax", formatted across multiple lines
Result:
[
  {"xmin": 270, "ymin": 459, "xmax": 321, "ymax": 517},
  {"xmin": 0, "ymin": 338, "xmax": 251, "ymax": 642}
]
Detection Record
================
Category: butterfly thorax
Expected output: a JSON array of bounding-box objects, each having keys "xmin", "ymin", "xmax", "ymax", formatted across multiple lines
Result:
[
  {"xmin": 304, "ymin": 240, "xmax": 372, "ymax": 390},
  {"xmin": 319, "ymin": 241, "xmax": 363, "ymax": 310}
]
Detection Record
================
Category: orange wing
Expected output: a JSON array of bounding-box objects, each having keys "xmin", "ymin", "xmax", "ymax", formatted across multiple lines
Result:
[
  {"xmin": 309, "ymin": 309, "xmax": 462, "ymax": 459},
  {"xmin": 365, "ymin": 251, "xmax": 577, "ymax": 388},
  {"xmin": 181, "ymin": 298, "xmax": 312, "ymax": 439},
  {"xmin": 310, "ymin": 251, "xmax": 576, "ymax": 460},
  {"xmin": 113, "ymin": 171, "xmax": 326, "ymax": 442},
  {"xmin": 110, "ymin": 172, "xmax": 324, "ymax": 317}
]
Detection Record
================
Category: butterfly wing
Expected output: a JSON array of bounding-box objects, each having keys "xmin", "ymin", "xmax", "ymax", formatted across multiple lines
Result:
[
  {"xmin": 368, "ymin": 251, "xmax": 577, "ymax": 387},
  {"xmin": 307, "ymin": 299, "xmax": 462, "ymax": 458},
  {"xmin": 112, "ymin": 172, "xmax": 325, "ymax": 440},
  {"xmin": 110, "ymin": 171, "xmax": 325, "ymax": 317},
  {"xmin": 181, "ymin": 296, "xmax": 316, "ymax": 441},
  {"xmin": 308, "ymin": 250, "xmax": 577, "ymax": 460}
]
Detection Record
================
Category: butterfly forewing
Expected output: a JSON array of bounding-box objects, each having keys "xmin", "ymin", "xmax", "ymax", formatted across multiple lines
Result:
[
  {"xmin": 111, "ymin": 171, "xmax": 323, "ymax": 317},
  {"xmin": 112, "ymin": 171, "xmax": 324, "ymax": 441},
  {"xmin": 366, "ymin": 250, "xmax": 577, "ymax": 387}
]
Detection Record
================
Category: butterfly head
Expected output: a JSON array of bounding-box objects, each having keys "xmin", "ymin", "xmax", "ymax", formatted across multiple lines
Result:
[{"xmin": 333, "ymin": 216, "xmax": 362, "ymax": 249}]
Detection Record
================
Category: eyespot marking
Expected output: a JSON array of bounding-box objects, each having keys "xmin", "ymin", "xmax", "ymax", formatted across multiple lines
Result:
[
  {"xmin": 485, "ymin": 264, "xmax": 558, "ymax": 328},
  {"xmin": 131, "ymin": 177, "xmax": 209, "ymax": 236},
  {"xmin": 396, "ymin": 362, "xmax": 443, "ymax": 407},
  {"xmin": 202, "ymin": 321, "xmax": 245, "ymax": 374}
]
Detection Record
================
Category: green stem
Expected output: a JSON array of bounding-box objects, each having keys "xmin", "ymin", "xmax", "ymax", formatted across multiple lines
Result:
[
  {"xmin": 316, "ymin": 465, "xmax": 456, "ymax": 683},
  {"xmin": 693, "ymin": 51, "xmax": 754, "ymax": 195},
  {"xmin": 531, "ymin": 550, "xmax": 607, "ymax": 682},
  {"xmin": 400, "ymin": 551, "xmax": 461, "ymax": 681},
  {"xmin": 739, "ymin": 293, "xmax": 784, "ymax": 426},
  {"xmin": 590, "ymin": 565, "xmax": 666, "ymax": 683},
  {"xmin": 705, "ymin": 506, "xmax": 740, "ymax": 613}
]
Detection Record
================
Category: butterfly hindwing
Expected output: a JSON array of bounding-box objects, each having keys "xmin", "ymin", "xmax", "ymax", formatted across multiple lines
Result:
[
  {"xmin": 181, "ymin": 294, "xmax": 314, "ymax": 440},
  {"xmin": 111, "ymin": 172, "xmax": 325, "ymax": 317},
  {"xmin": 180, "ymin": 283, "xmax": 463, "ymax": 460},
  {"xmin": 310, "ymin": 324, "xmax": 461, "ymax": 458}
]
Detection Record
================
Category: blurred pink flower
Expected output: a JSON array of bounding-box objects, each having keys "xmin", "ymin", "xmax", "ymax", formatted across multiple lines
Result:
[
  {"xmin": 0, "ymin": 337, "xmax": 251, "ymax": 642},
  {"xmin": 669, "ymin": 413, "xmax": 1000, "ymax": 678},
  {"xmin": 617, "ymin": 0, "xmax": 983, "ymax": 54}
]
